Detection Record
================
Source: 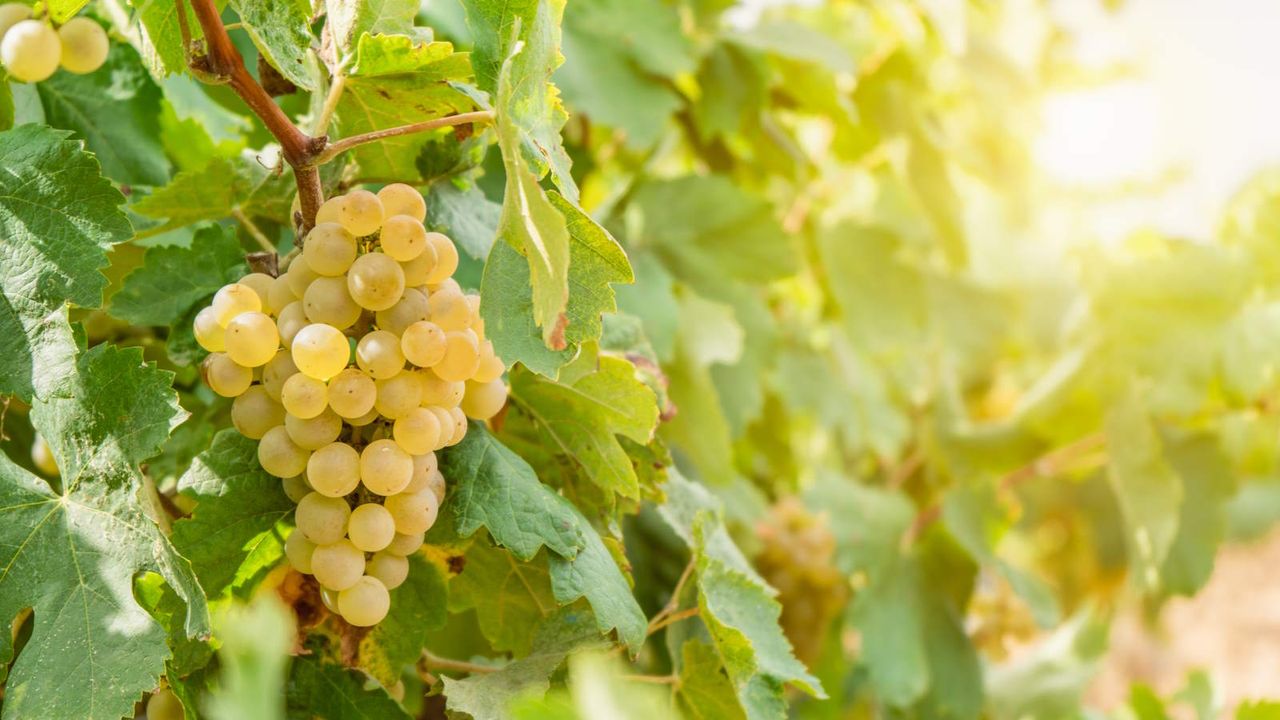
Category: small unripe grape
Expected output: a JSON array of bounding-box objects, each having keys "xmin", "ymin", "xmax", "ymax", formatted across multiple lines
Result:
[
  {"xmin": 385, "ymin": 531, "xmax": 424, "ymax": 556},
  {"xmin": 327, "ymin": 367, "xmax": 377, "ymax": 419},
  {"xmin": 224, "ymin": 311, "xmax": 279, "ymax": 367},
  {"xmin": 234, "ymin": 272, "xmax": 273, "ymax": 306},
  {"xmin": 356, "ymin": 330, "xmax": 405, "ymax": 379},
  {"xmin": 1, "ymin": 20, "xmax": 59, "ymax": 83},
  {"xmin": 367, "ymin": 552, "xmax": 409, "ymax": 590},
  {"xmin": 360, "ymin": 439, "xmax": 413, "ymax": 495},
  {"xmin": 281, "ymin": 372, "xmax": 328, "ymax": 419},
  {"xmin": 267, "ymin": 275, "xmax": 297, "ymax": 315},
  {"xmin": 433, "ymin": 330, "xmax": 481, "ymax": 382},
  {"xmin": 461, "ymin": 378, "xmax": 508, "ymax": 420},
  {"xmin": 304, "ymin": 223, "xmax": 357, "ymax": 276},
  {"xmin": 285, "ymin": 409, "xmax": 342, "ymax": 450},
  {"xmin": 285, "ymin": 529, "xmax": 316, "ymax": 574},
  {"xmin": 377, "ymin": 183, "xmax": 426, "ymax": 222},
  {"xmin": 374, "ymin": 372, "xmax": 423, "ymax": 419},
  {"xmin": 258, "ymin": 426, "xmax": 310, "ymax": 478},
  {"xmin": 338, "ymin": 575, "xmax": 390, "ymax": 626},
  {"xmin": 423, "ymin": 232, "xmax": 459, "ymax": 284},
  {"xmin": 347, "ymin": 406, "xmax": 380, "ymax": 427},
  {"xmin": 393, "ymin": 407, "xmax": 442, "ymax": 455},
  {"xmin": 315, "ymin": 196, "xmax": 345, "ymax": 226},
  {"xmin": 403, "ymin": 452, "xmax": 438, "ymax": 493},
  {"xmin": 292, "ymin": 323, "xmax": 350, "ymax": 381},
  {"xmin": 338, "ymin": 189, "xmax": 384, "ymax": 236},
  {"xmin": 146, "ymin": 687, "xmax": 183, "ymax": 720},
  {"xmin": 419, "ymin": 370, "xmax": 463, "ymax": 407},
  {"xmin": 58, "ymin": 17, "xmax": 109, "ymax": 74},
  {"xmin": 399, "ymin": 246, "xmax": 439, "ymax": 286},
  {"xmin": 426, "ymin": 407, "xmax": 454, "ymax": 449},
  {"xmin": 311, "ymin": 539, "xmax": 365, "ymax": 591},
  {"xmin": 205, "ymin": 352, "xmax": 253, "ymax": 397},
  {"xmin": 296, "ymin": 492, "xmax": 350, "ymax": 545},
  {"xmin": 401, "ymin": 321, "xmax": 446, "ymax": 367},
  {"xmin": 347, "ymin": 252, "xmax": 405, "ymax": 311},
  {"xmin": 232, "ymin": 385, "xmax": 286, "ymax": 439},
  {"xmin": 31, "ymin": 434, "xmax": 58, "ymax": 476},
  {"xmin": 306, "ymin": 441, "xmax": 361, "ymax": 497},
  {"xmin": 0, "ymin": 4, "xmax": 32, "ymax": 41},
  {"xmin": 276, "ymin": 301, "xmax": 308, "ymax": 346},
  {"xmin": 261, "ymin": 350, "xmax": 298, "ymax": 400},
  {"xmin": 428, "ymin": 285, "xmax": 471, "ymax": 331},
  {"xmin": 348, "ymin": 503, "xmax": 396, "ymax": 552},
  {"xmin": 445, "ymin": 407, "xmax": 468, "ymax": 446},
  {"xmin": 385, "ymin": 488, "xmax": 439, "ymax": 535},
  {"xmin": 303, "ymin": 275, "xmax": 362, "ymax": 329},
  {"xmin": 319, "ymin": 586, "xmax": 340, "ymax": 613},
  {"xmin": 212, "ymin": 283, "xmax": 262, "ymax": 326},
  {"xmin": 282, "ymin": 474, "xmax": 312, "ymax": 503},
  {"xmin": 285, "ymin": 255, "xmax": 320, "ymax": 297},
  {"xmin": 375, "ymin": 288, "xmax": 427, "ymax": 335},
  {"xmin": 193, "ymin": 306, "xmax": 226, "ymax": 352},
  {"xmin": 473, "ymin": 343, "xmax": 505, "ymax": 383},
  {"xmin": 380, "ymin": 215, "xmax": 427, "ymax": 261}
]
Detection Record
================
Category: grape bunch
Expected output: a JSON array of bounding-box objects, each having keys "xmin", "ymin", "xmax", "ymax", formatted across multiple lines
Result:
[
  {"xmin": 0, "ymin": 5, "xmax": 108, "ymax": 83},
  {"xmin": 193, "ymin": 184, "xmax": 507, "ymax": 627}
]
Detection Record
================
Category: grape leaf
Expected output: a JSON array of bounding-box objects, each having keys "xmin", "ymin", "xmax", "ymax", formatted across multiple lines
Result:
[
  {"xmin": 171, "ymin": 430, "xmax": 295, "ymax": 597},
  {"xmin": 360, "ymin": 555, "xmax": 449, "ymax": 684},
  {"xmin": 111, "ymin": 225, "xmax": 249, "ymax": 327},
  {"xmin": 427, "ymin": 180, "xmax": 501, "ymax": 260},
  {"xmin": 660, "ymin": 344, "xmax": 737, "ymax": 485},
  {"xmin": 138, "ymin": 0, "xmax": 203, "ymax": 76},
  {"xmin": 324, "ymin": 0, "xmax": 420, "ymax": 60},
  {"xmin": 228, "ymin": 0, "xmax": 318, "ymax": 90},
  {"xmin": 0, "ymin": 125, "xmax": 132, "ymax": 402},
  {"xmin": 37, "ymin": 44, "xmax": 171, "ymax": 186},
  {"xmin": 286, "ymin": 655, "xmax": 411, "ymax": 719},
  {"xmin": 676, "ymin": 639, "xmax": 747, "ymax": 720},
  {"xmin": 448, "ymin": 540, "xmax": 557, "ymax": 655},
  {"xmin": 133, "ymin": 154, "xmax": 293, "ymax": 232},
  {"xmin": 206, "ymin": 597, "xmax": 294, "ymax": 720},
  {"xmin": 0, "ymin": 343, "xmax": 210, "ymax": 720},
  {"xmin": 1160, "ymin": 436, "xmax": 1235, "ymax": 595},
  {"xmin": 46, "ymin": 0, "xmax": 91, "ymax": 22}
]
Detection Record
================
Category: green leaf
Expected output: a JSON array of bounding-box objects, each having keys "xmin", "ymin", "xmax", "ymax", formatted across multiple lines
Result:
[
  {"xmin": 324, "ymin": 0, "xmax": 420, "ymax": 60},
  {"xmin": 449, "ymin": 540, "xmax": 557, "ymax": 655},
  {"xmin": 136, "ymin": 573, "xmax": 213, "ymax": 677},
  {"xmin": 1160, "ymin": 435, "xmax": 1235, "ymax": 595},
  {"xmin": 171, "ymin": 430, "xmax": 296, "ymax": 597},
  {"xmin": 676, "ymin": 639, "xmax": 747, "ymax": 720},
  {"xmin": 661, "ymin": 343, "xmax": 737, "ymax": 485},
  {"xmin": 509, "ymin": 353, "xmax": 659, "ymax": 500},
  {"xmin": 46, "ymin": 0, "xmax": 91, "ymax": 23},
  {"xmin": 206, "ymin": 597, "xmax": 294, "ymax": 720},
  {"xmin": 546, "ymin": 511, "xmax": 646, "ymax": 654},
  {"xmin": 286, "ymin": 655, "xmax": 411, "ymax": 720},
  {"xmin": 229, "ymin": 0, "xmax": 318, "ymax": 90},
  {"xmin": 138, "ymin": 0, "xmax": 203, "ymax": 75},
  {"xmin": 1106, "ymin": 395, "xmax": 1183, "ymax": 589},
  {"xmin": 0, "ymin": 343, "xmax": 209, "ymax": 720},
  {"xmin": 361, "ymin": 555, "xmax": 449, "ymax": 683},
  {"xmin": 111, "ymin": 225, "xmax": 249, "ymax": 327},
  {"xmin": 0, "ymin": 125, "xmax": 131, "ymax": 402},
  {"xmin": 427, "ymin": 180, "xmax": 501, "ymax": 260},
  {"xmin": 133, "ymin": 154, "xmax": 292, "ymax": 232},
  {"xmin": 37, "ymin": 43, "xmax": 171, "ymax": 186}
]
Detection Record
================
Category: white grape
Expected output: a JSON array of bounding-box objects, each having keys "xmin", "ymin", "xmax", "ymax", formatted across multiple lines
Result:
[
  {"xmin": 403, "ymin": 452, "xmax": 438, "ymax": 493},
  {"xmin": 367, "ymin": 552, "xmax": 409, "ymax": 590},
  {"xmin": 1, "ymin": 20, "xmax": 59, "ymax": 83},
  {"xmin": 193, "ymin": 306, "xmax": 226, "ymax": 352},
  {"xmin": 461, "ymin": 378, "xmax": 508, "ymax": 420},
  {"xmin": 374, "ymin": 372, "xmax": 423, "ymax": 419},
  {"xmin": 355, "ymin": 330, "xmax": 406, "ymax": 380},
  {"xmin": 319, "ymin": 586, "xmax": 340, "ymax": 613},
  {"xmin": 285, "ymin": 255, "xmax": 320, "ymax": 297},
  {"xmin": 296, "ymin": 492, "xmax": 350, "ymax": 545},
  {"xmin": 374, "ymin": 288, "xmax": 428, "ymax": 335},
  {"xmin": 347, "ymin": 252, "xmax": 405, "ymax": 311},
  {"xmin": 399, "ymin": 246, "xmax": 439, "ymax": 286},
  {"xmin": 267, "ymin": 275, "xmax": 297, "ymax": 315},
  {"xmin": 348, "ymin": 503, "xmax": 396, "ymax": 552},
  {"xmin": 428, "ymin": 284, "xmax": 471, "ymax": 331},
  {"xmin": 304, "ymin": 223, "xmax": 358, "ymax": 276},
  {"xmin": 473, "ymin": 343, "xmax": 505, "ymax": 383},
  {"xmin": 292, "ymin": 323, "xmax": 350, "ymax": 381},
  {"xmin": 392, "ymin": 407, "xmax": 442, "ymax": 455},
  {"xmin": 261, "ymin": 350, "xmax": 298, "ymax": 400},
  {"xmin": 237, "ymin": 272, "xmax": 275, "ymax": 308},
  {"xmin": 376, "ymin": 183, "xmax": 426, "ymax": 222},
  {"xmin": 338, "ymin": 575, "xmax": 390, "ymax": 626},
  {"xmin": 303, "ymin": 275, "xmax": 362, "ymax": 329},
  {"xmin": 360, "ymin": 439, "xmax": 413, "ymax": 495},
  {"xmin": 379, "ymin": 215, "xmax": 427, "ymax": 262},
  {"xmin": 285, "ymin": 529, "xmax": 316, "ymax": 574},
  {"xmin": 258, "ymin": 426, "xmax": 310, "ymax": 478},
  {"xmin": 276, "ymin": 301, "xmax": 309, "ymax": 347},
  {"xmin": 282, "ymin": 474, "xmax": 312, "ymax": 503},
  {"xmin": 311, "ymin": 539, "xmax": 365, "ymax": 591},
  {"xmin": 231, "ymin": 385, "xmax": 286, "ymax": 439},
  {"xmin": 347, "ymin": 406, "xmax": 380, "ymax": 427},
  {"xmin": 445, "ymin": 407, "xmax": 468, "ymax": 446},
  {"xmin": 385, "ymin": 488, "xmax": 439, "ymax": 535},
  {"xmin": 224, "ymin": 311, "xmax": 279, "ymax": 367},
  {"xmin": 433, "ymin": 330, "xmax": 481, "ymax": 382},
  {"xmin": 0, "ymin": 4, "xmax": 32, "ymax": 41},
  {"xmin": 205, "ymin": 352, "xmax": 252, "ymax": 397},
  {"xmin": 327, "ymin": 367, "xmax": 377, "ymax": 419},
  {"xmin": 306, "ymin": 441, "xmax": 361, "ymax": 497},
  {"xmin": 401, "ymin": 321, "xmax": 446, "ymax": 367},
  {"xmin": 423, "ymin": 232, "xmax": 459, "ymax": 284},
  {"xmin": 285, "ymin": 409, "xmax": 342, "ymax": 450},
  {"xmin": 419, "ymin": 371, "xmax": 463, "ymax": 407},
  {"xmin": 315, "ymin": 196, "xmax": 346, "ymax": 226},
  {"xmin": 281, "ymin": 372, "xmax": 328, "ymax": 419},
  {"xmin": 426, "ymin": 407, "xmax": 455, "ymax": 450},
  {"xmin": 211, "ymin": 283, "xmax": 262, "ymax": 326},
  {"xmin": 57, "ymin": 17, "xmax": 109, "ymax": 74},
  {"xmin": 426, "ymin": 468, "xmax": 446, "ymax": 503},
  {"xmin": 338, "ymin": 189, "xmax": 384, "ymax": 237},
  {"xmin": 385, "ymin": 531, "xmax": 424, "ymax": 556}
]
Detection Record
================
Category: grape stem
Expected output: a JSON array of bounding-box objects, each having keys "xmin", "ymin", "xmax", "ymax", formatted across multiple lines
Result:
[
  {"xmin": 421, "ymin": 649, "xmax": 499, "ymax": 675},
  {"xmin": 230, "ymin": 207, "xmax": 275, "ymax": 253},
  {"xmin": 311, "ymin": 110, "xmax": 496, "ymax": 165}
]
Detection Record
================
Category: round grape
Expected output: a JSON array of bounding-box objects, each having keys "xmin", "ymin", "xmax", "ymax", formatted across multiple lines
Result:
[
  {"xmin": 237, "ymin": 272, "xmax": 275, "ymax": 308},
  {"xmin": 385, "ymin": 531, "xmax": 424, "ymax": 556},
  {"xmin": 282, "ymin": 474, "xmax": 311, "ymax": 503},
  {"xmin": 423, "ymin": 232, "xmax": 459, "ymax": 284},
  {"xmin": 399, "ymin": 245, "xmax": 439, "ymax": 286},
  {"xmin": 360, "ymin": 439, "xmax": 413, "ymax": 495},
  {"xmin": 285, "ymin": 255, "xmax": 320, "ymax": 297},
  {"xmin": 393, "ymin": 407, "xmax": 442, "ymax": 455},
  {"xmin": 379, "ymin": 215, "xmax": 427, "ymax": 262},
  {"xmin": 292, "ymin": 323, "xmax": 350, "ymax": 380},
  {"xmin": 338, "ymin": 575, "xmax": 390, "ymax": 626},
  {"xmin": 315, "ymin": 196, "xmax": 345, "ymax": 226},
  {"xmin": 445, "ymin": 407, "xmax": 468, "ymax": 446},
  {"xmin": 428, "ymin": 284, "xmax": 471, "ymax": 331},
  {"xmin": 419, "ymin": 371, "xmax": 463, "ymax": 407},
  {"xmin": 261, "ymin": 350, "xmax": 298, "ymax": 400},
  {"xmin": 385, "ymin": 488, "xmax": 439, "ymax": 535},
  {"xmin": 403, "ymin": 452, "xmax": 438, "ymax": 493},
  {"xmin": 1, "ymin": 20, "xmax": 60, "ymax": 83},
  {"xmin": 306, "ymin": 441, "xmax": 361, "ymax": 497},
  {"xmin": 224, "ymin": 311, "xmax": 279, "ymax": 367},
  {"xmin": 348, "ymin": 503, "xmax": 396, "ymax": 552},
  {"xmin": 267, "ymin": 275, "xmax": 297, "ymax": 315},
  {"xmin": 473, "ymin": 343, "xmax": 505, "ymax": 383},
  {"xmin": 374, "ymin": 372, "xmax": 423, "ymax": 419},
  {"xmin": 276, "ymin": 301, "xmax": 308, "ymax": 346},
  {"xmin": 258, "ymin": 426, "xmax": 310, "ymax": 478},
  {"xmin": 285, "ymin": 409, "xmax": 342, "ymax": 450},
  {"xmin": 285, "ymin": 529, "xmax": 316, "ymax": 574},
  {"xmin": 193, "ymin": 306, "xmax": 226, "ymax": 352},
  {"xmin": 355, "ymin": 330, "xmax": 405, "ymax": 379},
  {"xmin": 296, "ymin": 492, "xmax": 350, "ymax": 545},
  {"xmin": 376, "ymin": 183, "xmax": 426, "ymax": 222},
  {"xmin": 433, "ymin": 330, "xmax": 481, "ymax": 382},
  {"xmin": 347, "ymin": 406, "xmax": 380, "ymax": 427},
  {"xmin": 327, "ymin": 367, "xmax": 377, "ymax": 419},
  {"xmin": 311, "ymin": 539, "xmax": 365, "ymax": 591},
  {"xmin": 319, "ymin": 586, "xmax": 340, "ymax": 613},
  {"xmin": 401, "ymin": 321, "xmax": 446, "ymax": 367},
  {"xmin": 461, "ymin": 378, "xmax": 508, "ymax": 420},
  {"xmin": 367, "ymin": 551, "xmax": 409, "ymax": 590},
  {"xmin": 347, "ymin": 252, "xmax": 405, "ymax": 311},
  {"xmin": 303, "ymin": 275, "xmax": 362, "ymax": 329},
  {"xmin": 205, "ymin": 353, "xmax": 252, "ymax": 397},
  {"xmin": 338, "ymin": 189, "xmax": 384, "ymax": 236},
  {"xmin": 212, "ymin": 283, "xmax": 262, "ymax": 326},
  {"xmin": 57, "ymin": 17, "xmax": 109, "ymax": 74},
  {"xmin": 281, "ymin": 372, "xmax": 328, "ymax": 419},
  {"xmin": 375, "ymin": 288, "xmax": 427, "ymax": 335},
  {"xmin": 231, "ymin": 385, "xmax": 285, "ymax": 439},
  {"xmin": 0, "ymin": 4, "xmax": 32, "ymax": 41},
  {"xmin": 426, "ymin": 407, "xmax": 455, "ymax": 449},
  {"xmin": 304, "ymin": 223, "xmax": 357, "ymax": 276}
]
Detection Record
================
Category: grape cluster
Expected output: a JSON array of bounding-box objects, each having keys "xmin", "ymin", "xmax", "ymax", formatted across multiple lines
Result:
[
  {"xmin": 0, "ymin": 5, "xmax": 108, "ymax": 83},
  {"xmin": 194, "ymin": 184, "xmax": 507, "ymax": 627}
]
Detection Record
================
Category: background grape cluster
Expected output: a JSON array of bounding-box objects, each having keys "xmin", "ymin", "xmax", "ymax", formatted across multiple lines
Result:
[
  {"xmin": 192, "ymin": 184, "xmax": 507, "ymax": 628},
  {"xmin": 0, "ymin": 3, "xmax": 107, "ymax": 82}
]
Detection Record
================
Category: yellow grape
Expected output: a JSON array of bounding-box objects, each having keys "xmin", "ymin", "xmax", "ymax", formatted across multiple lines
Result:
[
  {"xmin": 193, "ymin": 306, "xmax": 226, "ymax": 352},
  {"xmin": 347, "ymin": 406, "xmax": 380, "ymax": 427},
  {"xmin": 281, "ymin": 373, "xmax": 328, "ymax": 419},
  {"xmin": 224, "ymin": 311, "xmax": 279, "ymax": 367},
  {"xmin": 306, "ymin": 441, "xmax": 361, "ymax": 497},
  {"xmin": 282, "ymin": 474, "xmax": 312, "ymax": 503},
  {"xmin": 426, "ymin": 407, "xmax": 454, "ymax": 450},
  {"xmin": 461, "ymin": 378, "xmax": 508, "ymax": 420},
  {"xmin": 58, "ymin": 17, "xmax": 109, "ymax": 74},
  {"xmin": 304, "ymin": 223, "xmax": 358, "ymax": 276},
  {"xmin": 465, "ymin": 293, "xmax": 482, "ymax": 320},
  {"xmin": 205, "ymin": 353, "xmax": 252, "ymax": 397},
  {"xmin": 296, "ymin": 492, "xmax": 350, "ymax": 545},
  {"xmin": 426, "ymin": 468, "xmax": 446, "ymax": 503},
  {"xmin": 319, "ymin": 586, "xmax": 340, "ymax": 613},
  {"xmin": 267, "ymin": 275, "xmax": 297, "ymax": 315},
  {"xmin": 237, "ymin": 272, "xmax": 275, "ymax": 307},
  {"xmin": 423, "ymin": 232, "xmax": 459, "ymax": 284},
  {"xmin": 292, "ymin": 323, "xmax": 350, "ymax": 381},
  {"xmin": 355, "ymin": 330, "xmax": 405, "ymax": 380},
  {"xmin": 384, "ymin": 488, "xmax": 439, "ymax": 535},
  {"xmin": 367, "ymin": 552, "xmax": 409, "ymax": 590},
  {"xmin": 338, "ymin": 189, "xmax": 384, "ymax": 237},
  {"xmin": 285, "ymin": 409, "xmax": 342, "ymax": 450},
  {"xmin": 285, "ymin": 529, "xmax": 316, "ymax": 574},
  {"xmin": 428, "ymin": 285, "xmax": 471, "ymax": 331},
  {"xmin": 399, "ymin": 245, "xmax": 439, "ymax": 286},
  {"xmin": 380, "ymin": 215, "xmax": 427, "ymax": 262},
  {"xmin": 374, "ymin": 288, "xmax": 428, "ymax": 335},
  {"xmin": 385, "ymin": 531, "xmax": 424, "ymax": 556},
  {"xmin": 347, "ymin": 252, "xmax": 405, "ymax": 311},
  {"xmin": 392, "ymin": 407, "xmax": 442, "ymax": 455},
  {"xmin": 348, "ymin": 503, "xmax": 396, "ymax": 552},
  {"xmin": 311, "ymin": 539, "xmax": 365, "ymax": 591},
  {"xmin": 261, "ymin": 350, "xmax": 298, "ymax": 400},
  {"xmin": 212, "ymin": 283, "xmax": 262, "ymax": 326},
  {"xmin": 374, "ymin": 372, "xmax": 423, "ymax": 419},
  {"xmin": 315, "ymin": 196, "xmax": 346, "ymax": 226},
  {"xmin": 303, "ymin": 275, "xmax": 362, "ymax": 329},
  {"xmin": 338, "ymin": 575, "xmax": 390, "ymax": 626},
  {"xmin": 419, "ymin": 370, "xmax": 463, "ymax": 407},
  {"xmin": 377, "ymin": 183, "xmax": 426, "ymax": 222},
  {"xmin": 445, "ymin": 407, "xmax": 468, "ymax": 446},
  {"xmin": 327, "ymin": 368, "xmax": 377, "ymax": 419},
  {"xmin": 277, "ymin": 302, "xmax": 309, "ymax": 348},
  {"xmin": 258, "ymin": 426, "xmax": 310, "ymax": 478},
  {"xmin": 1, "ymin": 20, "xmax": 59, "ymax": 82},
  {"xmin": 231, "ymin": 385, "xmax": 285, "ymax": 439},
  {"xmin": 403, "ymin": 452, "xmax": 438, "ymax": 493},
  {"xmin": 0, "ymin": 4, "xmax": 31, "ymax": 41},
  {"xmin": 473, "ymin": 344, "xmax": 504, "ymax": 383},
  {"xmin": 401, "ymin": 321, "xmax": 446, "ymax": 367},
  {"xmin": 285, "ymin": 255, "xmax": 320, "ymax": 297},
  {"xmin": 360, "ymin": 439, "xmax": 413, "ymax": 495},
  {"xmin": 433, "ymin": 330, "xmax": 481, "ymax": 382}
]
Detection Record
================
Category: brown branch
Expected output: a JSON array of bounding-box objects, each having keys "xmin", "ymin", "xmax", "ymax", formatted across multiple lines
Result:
[{"xmin": 312, "ymin": 110, "xmax": 496, "ymax": 165}]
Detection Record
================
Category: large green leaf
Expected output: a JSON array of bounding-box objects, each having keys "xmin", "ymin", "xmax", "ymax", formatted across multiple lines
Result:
[
  {"xmin": 0, "ymin": 344, "xmax": 209, "ymax": 720},
  {"xmin": 111, "ymin": 225, "xmax": 248, "ymax": 327},
  {"xmin": 449, "ymin": 540, "xmax": 558, "ymax": 656},
  {"xmin": 229, "ymin": 0, "xmax": 317, "ymax": 90},
  {"xmin": 286, "ymin": 655, "xmax": 411, "ymax": 719},
  {"xmin": 324, "ymin": 0, "xmax": 420, "ymax": 61},
  {"xmin": 133, "ymin": 154, "xmax": 293, "ymax": 232},
  {"xmin": 0, "ymin": 125, "xmax": 132, "ymax": 402}
]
